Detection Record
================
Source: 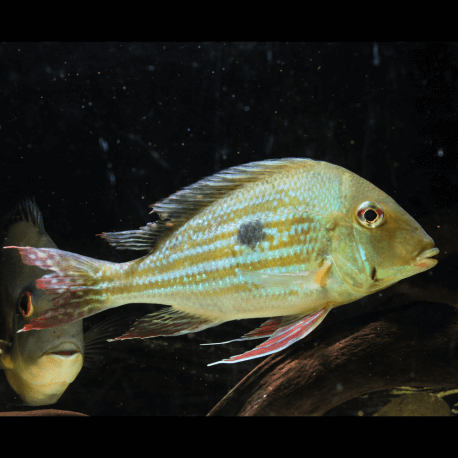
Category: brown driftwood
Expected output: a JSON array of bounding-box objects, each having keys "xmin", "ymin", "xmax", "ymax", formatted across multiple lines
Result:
[{"xmin": 208, "ymin": 301, "xmax": 458, "ymax": 416}]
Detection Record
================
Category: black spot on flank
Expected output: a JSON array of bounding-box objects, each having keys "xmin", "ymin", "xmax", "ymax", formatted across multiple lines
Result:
[
  {"xmin": 371, "ymin": 266, "xmax": 377, "ymax": 281},
  {"xmin": 237, "ymin": 220, "xmax": 265, "ymax": 249}
]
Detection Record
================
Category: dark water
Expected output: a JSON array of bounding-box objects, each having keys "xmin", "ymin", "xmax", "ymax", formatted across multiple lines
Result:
[{"xmin": 1, "ymin": 42, "xmax": 457, "ymax": 415}]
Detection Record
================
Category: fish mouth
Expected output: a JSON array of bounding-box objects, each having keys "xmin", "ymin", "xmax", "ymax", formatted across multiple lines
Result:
[
  {"xmin": 43, "ymin": 342, "xmax": 82, "ymax": 358},
  {"xmin": 413, "ymin": 247, "xmax": 440, "ymax": 269}
]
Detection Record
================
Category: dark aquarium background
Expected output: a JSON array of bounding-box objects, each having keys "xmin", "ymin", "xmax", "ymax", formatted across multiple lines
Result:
[{"xmin": 1, "ymin": 42, "xmax": 458, "ymax": 415}]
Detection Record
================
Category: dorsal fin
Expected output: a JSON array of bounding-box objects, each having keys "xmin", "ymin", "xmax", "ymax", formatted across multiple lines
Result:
[
  {"xmin": 100, "ymin": 158, "xmax": 313, "ymax": 252},
  {"xmin": 1, "ymin": 197, "xmax": 44, "ymax": 236}
]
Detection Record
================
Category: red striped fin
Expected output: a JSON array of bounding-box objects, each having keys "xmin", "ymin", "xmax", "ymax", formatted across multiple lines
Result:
[
  {"xmin": 207, "ymin": 308, "xmax": 329, "ymax": 366},
  {"xmin": 3, "ymin": 246, "xmax": 112, "ymax": 331},
  {"xmin": 201, "ymin": 315, "xmax": 302, "ymax": 346}
]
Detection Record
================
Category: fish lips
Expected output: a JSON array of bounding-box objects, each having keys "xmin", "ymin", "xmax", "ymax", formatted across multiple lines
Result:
[
  {"xmin": 43, "ymin": 342, "xmax": 82, "ymax": 359},
  {"xmin": 375, "ymin": 247, "xmax": 439, "ymax": 287},
  {"xmin": 412, "ymin": 247, "xmax": 440, "ymax": 269}
]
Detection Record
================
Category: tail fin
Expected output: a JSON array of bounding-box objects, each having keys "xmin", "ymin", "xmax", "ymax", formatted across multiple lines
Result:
[{"xmin": 4, "ymin": 246, "xmax": 115, "ymax": 331}]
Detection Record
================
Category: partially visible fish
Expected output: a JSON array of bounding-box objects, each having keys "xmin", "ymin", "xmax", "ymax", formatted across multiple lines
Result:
[
  {"xmin": 0, "ymin": 199, "xmax": 126, "ymax": 406},
  {"xmin": 6, "ymin": 159, "xmax": 439, "ymax": 365}
]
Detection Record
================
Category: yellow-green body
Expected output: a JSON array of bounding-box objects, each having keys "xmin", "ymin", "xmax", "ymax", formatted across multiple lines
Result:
[
  {"xmin": 11, "ymin": 159, "xmax": 438, "ymax": 363},
  {"xmin": 102, "ymin": 158, "xmax": 436, "ymax": 320}
]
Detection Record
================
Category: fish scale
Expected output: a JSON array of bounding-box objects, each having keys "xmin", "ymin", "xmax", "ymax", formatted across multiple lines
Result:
[
  {"xmin": 5, "ymin": 158, "xmax": 439, "ymax": 365},
  {"xmin": 125, "ymin": 213, "xmax": 328, "ymax": 311}
]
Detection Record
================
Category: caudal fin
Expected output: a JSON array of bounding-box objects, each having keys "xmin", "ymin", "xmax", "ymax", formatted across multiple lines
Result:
[{"xmin": 3, "ymin": 246, "xmax": 115, "ymax": 331}]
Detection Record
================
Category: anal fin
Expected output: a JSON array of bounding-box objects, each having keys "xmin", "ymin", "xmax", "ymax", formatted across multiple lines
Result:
[
  {"xmin": 108, "ymin": 307, "xmax": 221, "ymax": 341},
  {"xmin": 208, "ymin": 308, "xmax": 330, "ymax": 366}
]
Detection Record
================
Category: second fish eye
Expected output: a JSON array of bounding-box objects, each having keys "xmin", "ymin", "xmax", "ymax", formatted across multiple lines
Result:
[
  {"xmin": 18, "ymin": 291, "xmax": 34, "ymax": 317},
  {"xmin": 356, "ymin": 201, "xmax": 384, "ymax": 228}
]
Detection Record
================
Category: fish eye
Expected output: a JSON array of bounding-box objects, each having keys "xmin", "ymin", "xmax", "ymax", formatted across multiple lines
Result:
[
  {"xmin": 18, "ymin": 291, "xmax": 34, "ymax": 318},
  {"xmin": 356, "ymin": 201, "xmax": 384, "ymax": 228}
]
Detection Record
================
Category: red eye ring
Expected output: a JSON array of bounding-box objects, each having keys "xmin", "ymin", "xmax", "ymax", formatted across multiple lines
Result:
[
  {"xmin": 356, "ymin": 201, "xmax": 384, "ymax": 228},
  {"xmin": 18, "ymin": 291, "xmax": 34, "ymax": 317}
]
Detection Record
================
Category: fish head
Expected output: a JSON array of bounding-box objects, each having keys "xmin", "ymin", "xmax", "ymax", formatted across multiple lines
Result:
[
  {"xmin": 4, "ymin": 309, "xmax": 84, "ymax": 406},
  {"xmin": 0, "ymin": 201, "xmax": 84, "ymax": 406},
  {"xmin": 331, "ymin": 168, "xmax": 439, "ymax": 295}
]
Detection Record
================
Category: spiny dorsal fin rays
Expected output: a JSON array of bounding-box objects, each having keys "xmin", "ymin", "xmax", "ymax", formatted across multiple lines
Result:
[
  {"xmin": 150, "ymin": 158, "xmax": 311, "ymax": 222},
  {"xmin": 1, "ymin": 197, "xmax": 44, "ymax": 235},
  {"xmin": 99, "ymin": 158, "xmax": 313, "ymax": 252},
  {"xmin": 208, "ymin": 308, "xmax": 330, "ymax": 366},
  {"xmin": 98, "ymin": 223, "xmax": 158, "ymax": 251}
]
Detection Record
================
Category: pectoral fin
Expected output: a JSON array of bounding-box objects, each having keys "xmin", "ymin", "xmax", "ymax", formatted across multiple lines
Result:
[
  {"xmin": 238, "ymin": 260, "xmax": 332, "ymax": 289},
  {"xmin": 208, "ymin": 307, "xmax": 330, "ymax": 366}
]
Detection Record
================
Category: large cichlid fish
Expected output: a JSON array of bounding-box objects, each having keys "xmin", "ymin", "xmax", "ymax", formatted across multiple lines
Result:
[
  {"xmin": 5, "ymin": 159, "xmax": 439, "ymax": 365},
  {"xmin": 0, "ymin": 199, "xmax": 120, "ymax": 405}
]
